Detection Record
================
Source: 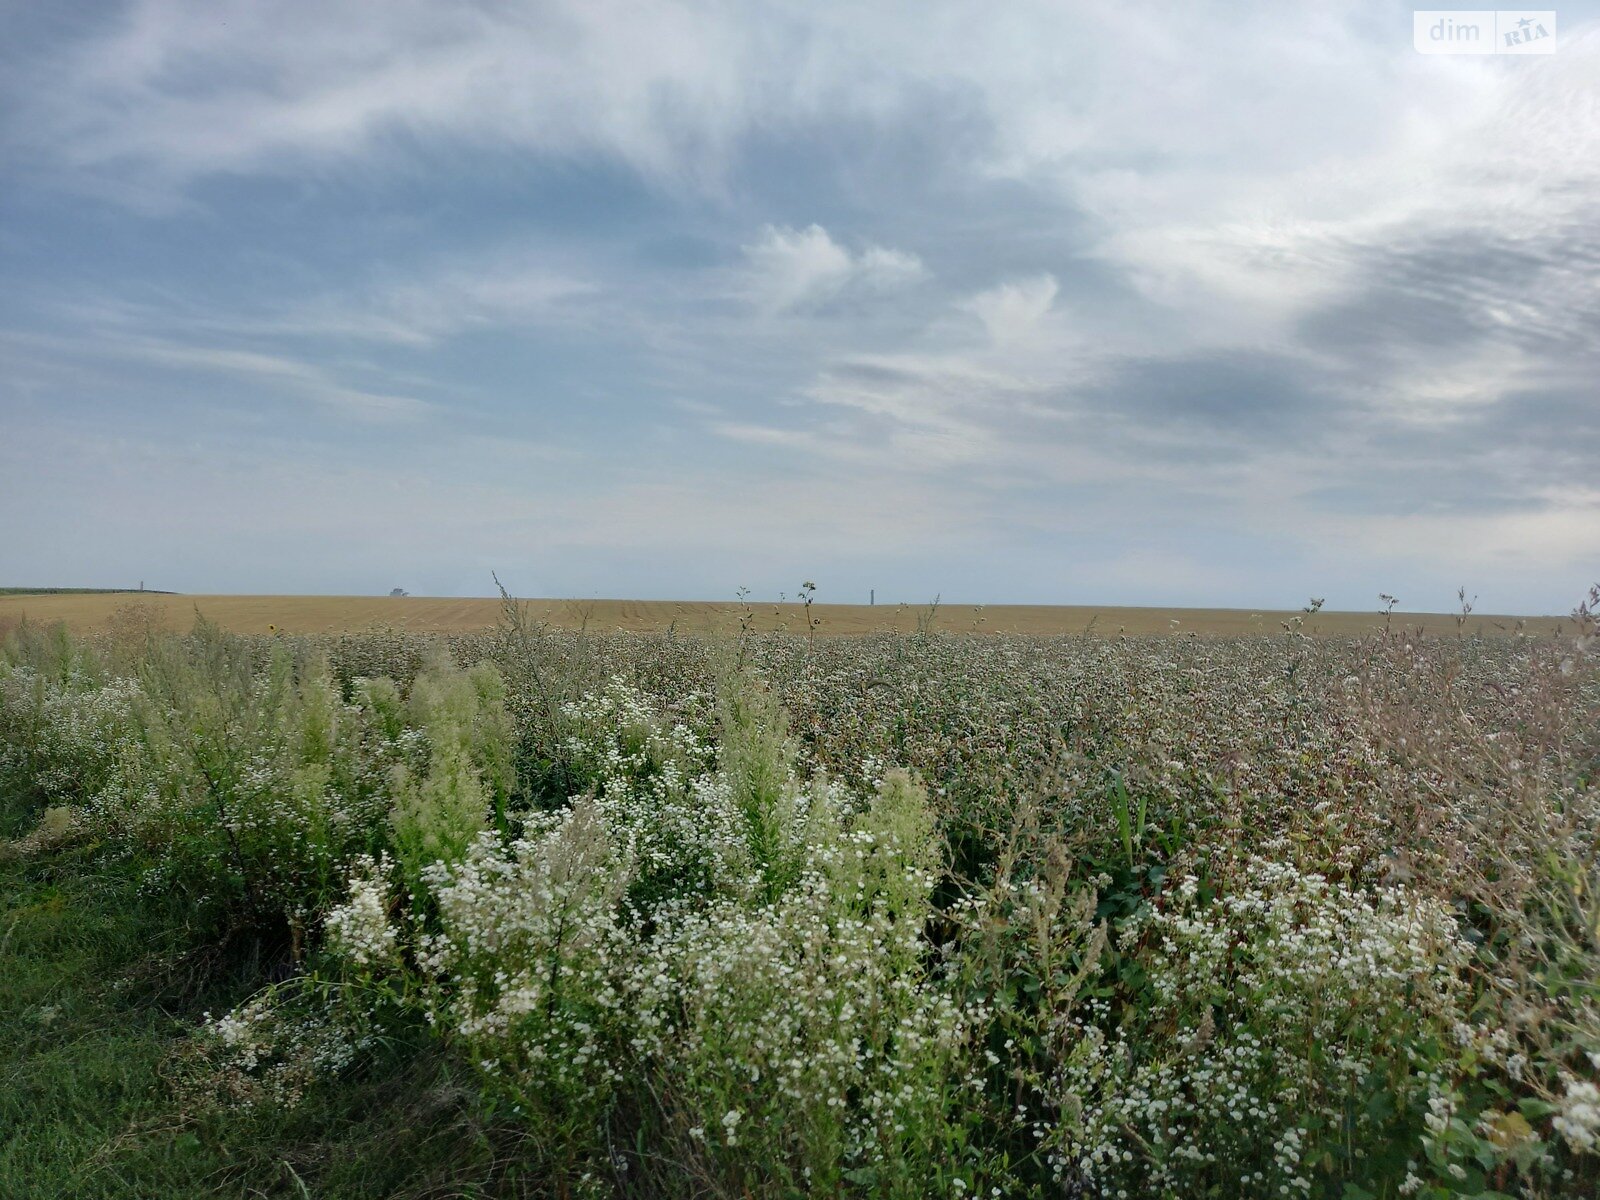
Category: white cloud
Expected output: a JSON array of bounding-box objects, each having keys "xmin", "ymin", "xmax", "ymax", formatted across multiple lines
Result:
[
  {"xmin": 5, "ymin": 330, "xmax": 433, "ymax": 422},
  {"xmin": 742, "ymin": 225, "xmax": 854, "ymax": 311},
  {"xmin": 130, "ymin": 344, "xmax": 435, "ymax": 421},
  {"xmin": 265, "ymin": 257, "xmax": 596, "ymax": 346},
  {"xmin": 856, "ymin": 246, "xmax": 927, "ymax": 287},
  {"xmin": 2, "ymin": 4, "xmax": 1406, "ymax": 200},
  {"xmin": 960, "ymin": 275, "xmax": 1059, "ymax": 344},
  {"xmin": 1079, "ymin": 28, "xmax": 1600, "ymax": 407},
  {"xmin": 22, "ymin": 248, "xmax": 597, "ymax": 350},
  {"xmin": 1317, "ymin": 487, "xmax": 1600, "ymax": 574},
  {"xmin": 5, "ymin": 0, "xmax": 759, "ymax": 190},
  {"xmin": 740, "ymin": 224, "xmax": 925, "ymax": 313}
]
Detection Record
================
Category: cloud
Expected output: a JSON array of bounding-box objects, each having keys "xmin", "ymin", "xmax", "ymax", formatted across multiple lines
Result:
[
  {"xmin": 740, "ymin": 224, "xmax": 925, "ymax": 313},
  {"xmin": 256, "ymin": 257, "xmax": 597, "ymax": 347},
  {"xmin": 5, "ymin": 3, "xmax": 1600, "ymax": 609},
  {"xmin": 1, "ymin": 329, "xmax": 433, "ymax": 422},
  {"xmin": 1085, "ymin": 27, "xmax": 1600, "ymax": 402},
  {"xmin": 0, "ymin": 3, "xmax": 1457, "ymax": 202},
  {"xmin": 959, "ymin": 275, "xmax": 1059, "ymax": 344},
  {"xmin": 2, "ymin": 0, "xmax": 761, "ymax": 191},
  {"xmin": 132, "ymin": 343, "xmax": 435, "ymax": 420}
]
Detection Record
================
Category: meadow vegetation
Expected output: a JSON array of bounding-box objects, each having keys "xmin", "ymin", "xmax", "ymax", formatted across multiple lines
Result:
[{"xmin": 2, "ymin": 590, "xmax": 1597, "ymax": 1198}]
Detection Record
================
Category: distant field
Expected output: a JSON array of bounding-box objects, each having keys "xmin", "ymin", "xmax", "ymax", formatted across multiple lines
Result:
[
  {"xmin": 0, "ymin": 587, "xmax": 175, "ymax": 596},
  {"xmin": 0, "ymin": 592, "xmax": 1575, "ymax": 639}
]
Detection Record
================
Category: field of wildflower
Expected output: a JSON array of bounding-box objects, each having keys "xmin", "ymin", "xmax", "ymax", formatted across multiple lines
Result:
[{"xmin": 1, "ymin": 591, "xmax": 1597, "ymax": 1199}]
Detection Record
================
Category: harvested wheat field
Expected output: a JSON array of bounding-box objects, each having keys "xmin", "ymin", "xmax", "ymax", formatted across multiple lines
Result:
[{"xmin": 0, "ymin": 590, "xmax": 1575, "ymax": 639}]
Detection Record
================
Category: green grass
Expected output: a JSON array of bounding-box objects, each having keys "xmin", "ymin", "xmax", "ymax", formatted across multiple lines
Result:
[
  {"xmin": 0, "ymin": 838, "xmax": 235, "ymax": 1197},
  {"xmin": 0, "ymin": 803, "xmax": 520, "ymax": 1199}
]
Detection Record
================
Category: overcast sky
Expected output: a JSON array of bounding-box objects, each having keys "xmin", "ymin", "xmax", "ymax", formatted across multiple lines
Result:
[{"xmin": 3, "ymin": 2, "xmax": 1597, "ymax": 612}]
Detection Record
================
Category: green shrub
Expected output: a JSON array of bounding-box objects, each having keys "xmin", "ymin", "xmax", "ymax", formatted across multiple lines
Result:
[
  {"xmin": 5, "ymin": 615, "xmax": 1598, "ymax": 1198},
  {"xmin": 1051, "ymin": 857, "xmax": 1478, "ymax": 1197}
]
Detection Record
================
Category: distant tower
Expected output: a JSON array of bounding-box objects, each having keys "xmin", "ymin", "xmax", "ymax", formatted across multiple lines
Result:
[{"xmin": 870, "ymin": 589, "xmax": 875, "ymax": 606}]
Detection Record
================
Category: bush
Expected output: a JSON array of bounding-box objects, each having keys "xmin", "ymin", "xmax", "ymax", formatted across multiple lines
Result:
[{"xmin": 3, "ymin": 610, "xmax": 1597, "ymax": 1198}]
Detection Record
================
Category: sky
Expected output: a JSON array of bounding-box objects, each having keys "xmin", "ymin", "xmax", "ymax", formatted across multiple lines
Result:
[{"xmin": 2, "ymin": 1, "xmax": 1597, "ymax": 613}]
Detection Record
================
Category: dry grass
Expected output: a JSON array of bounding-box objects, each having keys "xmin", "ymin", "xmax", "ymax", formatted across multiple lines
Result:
[{"xmin": 0, "ymin": 592, "xmax": 1576, "ymax": 639}]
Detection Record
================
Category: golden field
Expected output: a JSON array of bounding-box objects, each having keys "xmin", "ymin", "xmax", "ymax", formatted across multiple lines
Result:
[{"xmin": 0, "ymin": 592, "xmax": 1577, "ymax": 639}]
